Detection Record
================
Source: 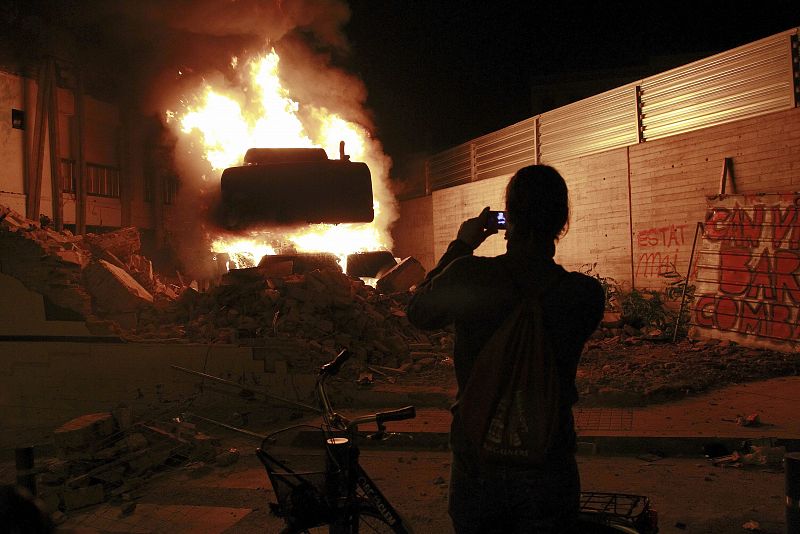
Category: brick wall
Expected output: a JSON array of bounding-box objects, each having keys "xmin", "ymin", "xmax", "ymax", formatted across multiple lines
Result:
[{"xmin": 393, "ymin": 106, "xmax": 800, "ymax": 287}]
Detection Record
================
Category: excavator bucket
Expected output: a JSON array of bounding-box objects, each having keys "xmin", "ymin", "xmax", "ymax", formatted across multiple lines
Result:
[{"xmin": 218, "ymin": 148, "xmax": 374, "ymax": 230}]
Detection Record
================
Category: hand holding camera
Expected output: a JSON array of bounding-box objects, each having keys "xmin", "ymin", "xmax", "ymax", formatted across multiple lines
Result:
[{"xmin": 456, "ymin": 207, "xmax": 505, "ymax": 250}]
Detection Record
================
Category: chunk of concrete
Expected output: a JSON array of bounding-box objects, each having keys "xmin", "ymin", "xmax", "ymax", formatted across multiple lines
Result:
[
  {"xmin": 54, "ymin": 413, "xmax": 116, "ymax": 451},
  {"xmin": 376, "ymin": 257, "xmax": 426, "ymax": 294},
  {"xmin": 84, "ymin": 259, "xmax": 153, "ymax": 313},
  {"xmin": 62, "ymin": 483, "xmax": 105, "ymax": 510}
]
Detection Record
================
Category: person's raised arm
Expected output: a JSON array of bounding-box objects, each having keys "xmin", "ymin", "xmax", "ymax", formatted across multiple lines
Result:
[{"xmin": 406, "ymin": 208, "xmax": 497, "ymax": 329}]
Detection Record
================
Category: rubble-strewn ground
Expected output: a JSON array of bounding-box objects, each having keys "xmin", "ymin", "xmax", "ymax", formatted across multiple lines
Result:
[
  {"xmin": 4, "ymin": 202, "xmax": 798, "ymax": 410},
  {"xmin": 577, "ymin": 338, "xmax": 800, "ymax": 406},
  {"xmin": 391, "ymin": 338, "xmax": 800, "ymax": 408}
]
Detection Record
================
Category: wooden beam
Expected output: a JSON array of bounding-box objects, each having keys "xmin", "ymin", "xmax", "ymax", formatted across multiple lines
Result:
[
  {"xmin": 26, "ymin": 60, "xmax": 50, "ymax": 221},
  {"xmin": 75, "ymin": 69, "xmax": 87, "ymax": 234},
  {"xmin": 46, "ymin": 59, "xmax": 63, "ymax": 231},
  {"xmin": 719, "ymin": 157, "xmax": 735, "ymax": 195}
]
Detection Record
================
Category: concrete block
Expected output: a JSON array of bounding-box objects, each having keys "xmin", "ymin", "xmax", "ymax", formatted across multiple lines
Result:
[
  {"xmin": 376, "ymin": 257, "xmax": 426, "ymax": 294},
  {"xmin": 54, "ymin": 413, "xmax": 115, "ymax": 451},
  {"xmin": 83, "ymin": 259, "xmax": 153, "ymax": 313},
  {"xmin": 62, "ymin": 483, "xmax": 105, "ymax": 511}
]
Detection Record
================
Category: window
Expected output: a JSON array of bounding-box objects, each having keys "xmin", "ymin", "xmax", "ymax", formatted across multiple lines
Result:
[
  {"xmin": 60, "ymin": 159, "xmax": 75, "ymax": 193},
  {"xmin": 86, "ymin": 163, "xmax": 120, "ymax": 198}
]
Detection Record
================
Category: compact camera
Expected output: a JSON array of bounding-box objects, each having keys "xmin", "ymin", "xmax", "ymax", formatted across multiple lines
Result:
[{"xmin": 487, "ymin": 210, "xmax": 507, "ymax": 231}]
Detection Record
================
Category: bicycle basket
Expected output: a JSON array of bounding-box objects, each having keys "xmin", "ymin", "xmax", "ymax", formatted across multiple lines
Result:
[
  {"xmin": 579, "ymin": 492, "xmax": 657, "ymax": 533},
  {"xmin": 257, "ymin": 425, "xmax": 341, "ymax": 531}
]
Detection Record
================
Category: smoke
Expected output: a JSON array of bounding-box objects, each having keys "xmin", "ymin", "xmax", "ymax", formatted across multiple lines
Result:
[{"xmin": 109, "ymin": 0, "xmax": 400, "ymax": 277}]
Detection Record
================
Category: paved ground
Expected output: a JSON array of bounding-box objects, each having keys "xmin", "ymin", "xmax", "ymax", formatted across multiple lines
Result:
[
  {"xmin": 50, "ymin": 450, "xmax": 786, "ymax": 533},
  {"xmin": 2, "ymin": 376, "xmax": 797, "ymax": 533}
]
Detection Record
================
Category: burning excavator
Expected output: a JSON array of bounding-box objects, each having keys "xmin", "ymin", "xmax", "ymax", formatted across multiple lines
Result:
[
  {"xmin": 215, "ymin": 142, "xmax": 398, "ymax": 282},
  {"xmin": 218, "ymin": 143, "xmax": 373, "ymax": 230},
  {"xmin": 169, "ymin": 48, "xmax": 406, "ymax": 282}
]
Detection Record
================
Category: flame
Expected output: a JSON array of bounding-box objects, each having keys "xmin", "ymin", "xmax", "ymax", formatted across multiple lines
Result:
[{"xmin": 168, "ymin": 48, "xmax": 391, "ymax": 275}]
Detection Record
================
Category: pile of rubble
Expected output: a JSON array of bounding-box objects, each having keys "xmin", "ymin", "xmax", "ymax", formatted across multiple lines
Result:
[
  {"xmin": 577, "ymin": 337, "xmax": 800, "ymax": 406},
  {"xmin": 0, "ymin": 204, "xmax": 452, "ymax": 373},
  {"xmin": 135, "ymin": 263, "xmax": 450, "ymax": 372},
  {"xmin": 36, "ymin": 409, "xmax": 237, "ymax": 518},
  {"xmin": 0, "ymin": 204, "xmax": 180, "ymax": 331}
]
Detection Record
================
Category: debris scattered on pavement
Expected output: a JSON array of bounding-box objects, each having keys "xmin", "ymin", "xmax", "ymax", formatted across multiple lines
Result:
[
  {"xmin": 637, "ymin": 453, "xmax": 664, "ymax": 463},
  {"xmin": 37, "ymin": 407, "xmax": 239, "ymax": 516},
  {"xmin": 742, "ymin": 519, "xmax": 761, "ymax": 531},
  {"xmin": 736, "ymin": 413, "xmax": 762, "ymax": 427},
  {"xmin": 709, "ymin": 445, "xmax": 785, "ymax": 469}
]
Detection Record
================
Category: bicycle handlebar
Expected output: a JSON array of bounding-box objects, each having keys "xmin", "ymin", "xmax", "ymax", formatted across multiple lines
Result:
[
  {"xmin": 317, "ymin": 349, "xmax": 416, "ymax": 434},
  {"xmin": 320, "ymin": 349, "xmax": 351, "ymax": 377},
  {"xmin": 376, "ymin": 406, "xmax": 416, "ymax": 425}
]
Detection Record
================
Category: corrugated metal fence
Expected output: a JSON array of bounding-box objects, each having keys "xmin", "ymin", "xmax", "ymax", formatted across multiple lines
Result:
[{"xmin": 421, "ymin": 28, "xmax": 799, "ymax": 196}]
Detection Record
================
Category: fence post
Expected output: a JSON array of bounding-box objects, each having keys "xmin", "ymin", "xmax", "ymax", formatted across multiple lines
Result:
[
  {"xmin": 15, "ymin": 446, "xmax": 36, "ymax": 496},
  {"xmin": 673, "ymin": 221, "xmax": 703, "ymax": 342},
  {"xmin": 787, "ymin": 452, "xmax": 800, "ymax": 534}
]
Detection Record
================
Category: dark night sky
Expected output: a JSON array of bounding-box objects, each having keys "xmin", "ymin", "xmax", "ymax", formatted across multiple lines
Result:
[
  {"xmin": 1, "ymin": 0, "xmax": 798, "ymax": 166},
  {"xmin": 342, "ymin": 1, "xmax": 800, "ymax": 163}
]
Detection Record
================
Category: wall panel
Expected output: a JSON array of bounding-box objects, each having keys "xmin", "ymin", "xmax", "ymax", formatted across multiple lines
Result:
[{"xmin": 392, "ymin": 195, "xmax": 435, "ymax": 271}]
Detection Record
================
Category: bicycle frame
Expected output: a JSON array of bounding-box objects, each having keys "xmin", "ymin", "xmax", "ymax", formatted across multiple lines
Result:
[{"xmin": 261, "ymin": 349, "xmax": 415, "ymax": 533}]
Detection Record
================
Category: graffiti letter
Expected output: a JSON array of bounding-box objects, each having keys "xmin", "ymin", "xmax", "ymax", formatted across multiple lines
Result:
[
  {"xmin": 771, "ymin": 205, "xmax": 797, "ymax": 249},
  {"xmin": 745, "ymin": 250, "xmax": 776, "ymax": 301},
  {"xmin": 705, "ymin": 208, "xmax": 731, "ymax": 241},
  {"xmin": 714, "ymin": 297, "xmax": 739, "ymax": 331},
  {"xmin": 770, "ymin": 303, "xmax": 793, "ymax": 340},
  {"xmin": 718, "ymin": 245, "xmax": 750, "ymax": 295},
  {"xmin": 731, "ymin": 204, "xmax": 764, "ymax": 248},
  {"xmin": 694, "ymin": 295, "xmax": 716, "ymax": 327},
  {"xmin": 740, "ymin": 300, "xmax": 768, "ymax": 335},
  {"xmin": 774, "ymin": 249, "xmax": 800, "ymax": 305}
]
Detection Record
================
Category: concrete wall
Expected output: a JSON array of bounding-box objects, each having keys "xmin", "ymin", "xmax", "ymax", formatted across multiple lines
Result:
[
  {"xmin": 393, "ymin": 106, "xmax": 800, "ymax": 291},
  {"xmin": 0, "ymin": 341, "xmax": 317, "ymax": 449},
  {"xmin": 0, "ymin": 272, "xmax": 91, "ymax": 336},
  {"xmin": 392, "ymin": 195, "xmax": 435, "ymax": 271}
]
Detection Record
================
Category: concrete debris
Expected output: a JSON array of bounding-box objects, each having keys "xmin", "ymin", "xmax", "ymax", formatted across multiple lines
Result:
[
  {"xmin": 376, "ymin": 256, "xmax": 425, "ymax": 294},
  {"xmin": 84, "ymin": 260, "xmax": 154, "ymax": 313},
  {"xmin": 37, "ymin": 408, "xmax": 238, "ymax": 515},
  {"xmin": 578, "ymin": 337, "xmax": 800, "ymax": 406},
  {"xmin": 0, "ymin": 203, "xmax": 179, "ymax": 323},
  {"xmin": 0, "ymin": 203, "xmax": 453, "ymax": 379},
  {"xmin": 136, "ymin": 263, "xmax": 452, "ymax": 375},
  {"xmin": 735, "ymin": 413, "xmax": 761, "ymax": 427},
  {"xmin": 742, "ymin": 520, "xmax": 761, "ymax": 531}
]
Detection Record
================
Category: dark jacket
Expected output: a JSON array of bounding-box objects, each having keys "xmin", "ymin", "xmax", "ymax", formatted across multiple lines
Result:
[{"xmin": 407, "ymin": 238, "xmax": 604, "ymax": 471}]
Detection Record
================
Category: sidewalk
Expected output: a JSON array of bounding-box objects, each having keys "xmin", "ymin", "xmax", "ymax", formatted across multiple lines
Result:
[
  {"xmin": 353, "ymin": 375, "xmax": 800, "ymax": 456},
  {"xmin": 12, "ymin": 376, "xmax": 797, "ymax": 534}
]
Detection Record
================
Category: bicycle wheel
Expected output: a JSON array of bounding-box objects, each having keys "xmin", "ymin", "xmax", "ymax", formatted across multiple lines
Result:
[{"xmin": 302, "ymin": 502, "xmax": 410, "ymax": 533}]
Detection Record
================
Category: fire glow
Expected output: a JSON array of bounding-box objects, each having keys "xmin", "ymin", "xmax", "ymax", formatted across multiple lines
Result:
[{"xmin": 168, "ymin": 49, "xmax": 391, "ymax": 272}]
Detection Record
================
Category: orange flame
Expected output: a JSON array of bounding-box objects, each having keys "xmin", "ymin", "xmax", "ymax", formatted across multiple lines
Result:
[{"xmin": 167, "ymin": 49, "xmax": 392, "ymax": 274}]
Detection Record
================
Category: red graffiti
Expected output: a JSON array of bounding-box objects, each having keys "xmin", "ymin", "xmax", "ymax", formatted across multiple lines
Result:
[
  {"xmin": 694, "ymin": 294, "xmax": 799, "ymax": 340},
  {"xmin": 696, "ymin": 196, "xmax": 800, "ymax": 344},
  {"xmin": 705, "ymin": 203, "xmax": 765, "ymax": 248},
  {"xmin": 771, "ymin": 205, "xmax": 800, "ymax": 249},
  {"xmin": 636, "ymin": 251, "xmax": 678, "ymax": 278},
  {"xmin": 637, "ymin": 224, "xmax": 687, "ymax": 247}
]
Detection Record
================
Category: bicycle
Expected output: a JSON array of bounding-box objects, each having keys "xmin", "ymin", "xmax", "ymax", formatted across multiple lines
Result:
[
  {"xmin": 257, "ymin": 349, "xmax": 659, "ymax": 533},
  {"xmin": 257, "ymin": 349, "xmax": 416, "ymax": 533}
]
